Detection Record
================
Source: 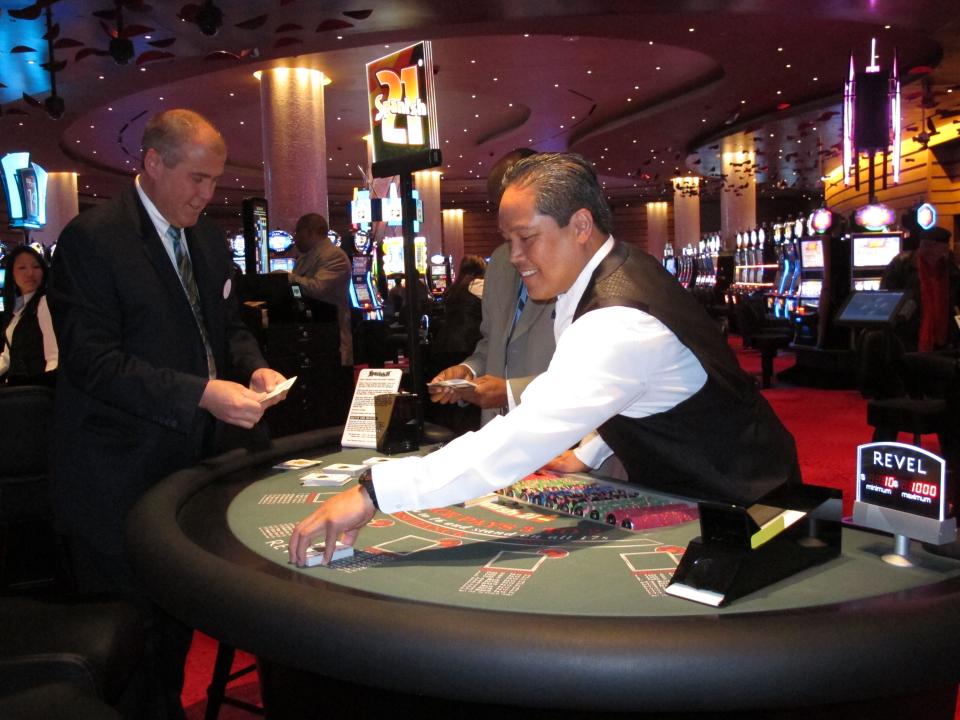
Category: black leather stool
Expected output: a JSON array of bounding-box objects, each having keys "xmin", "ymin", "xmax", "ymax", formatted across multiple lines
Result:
[
  {"xmin": 866, "ymin": 397, "xmax": 950, "ymax": 447},
  {"xmin": 0, "ymin": 597, "xmax": 146, "ymax": 715},
  {"xmin": 0, "ymin": 682, "xmax": 121, "ymax": 720}
]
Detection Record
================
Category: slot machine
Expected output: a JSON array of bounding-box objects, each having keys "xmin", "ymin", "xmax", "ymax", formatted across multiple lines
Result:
[
  {"xmin": 347, "ymin": 190, "xmax": 384, "ymax": 321},
  {"xmin": 850, "ymin": 232, "xmax": 902, "ymax": 291}
]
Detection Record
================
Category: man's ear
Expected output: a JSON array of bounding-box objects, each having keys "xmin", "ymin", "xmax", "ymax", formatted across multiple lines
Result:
[
  {"xmin": 571, "ymin": 208, "xmax": 594, "ymax": 244},
  {"xmin": 143, "ymin": 148, "xmax": 162, "ymax": 179}
]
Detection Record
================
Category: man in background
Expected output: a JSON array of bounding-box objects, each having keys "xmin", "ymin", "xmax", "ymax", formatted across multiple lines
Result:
[
  {"xmin": 429, "ymin": 149, "xmax": 555, "ymax": 425},
  {"xmin": 289, "ymin": 212, "xmax": 353, "ymax": 366}
]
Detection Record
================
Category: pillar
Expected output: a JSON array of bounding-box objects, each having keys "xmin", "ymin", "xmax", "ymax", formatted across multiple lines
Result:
[
  {"xmin": 645, "ymin": 201, "xmax": 669, "ymax": 260},
  {"xmin": 414, "ymin": 170, "xmax": 442, "ymax": 261},
  {"xmin": 257, "ymin": 67, "xmax": 329, "ymax": 233},
  {"xmin": 441, "ymin": 209, "xmax": 464, "ymax": 273},
  {"xmin": 672, "ymin": 177, "xmax": 700, "ymax": 253},
  {"xmin": 31, "ymin": 171, "xmax": 78, "ymax": 248},
  {"xmin": 719, "ymin": 133, "xmax": 756, "ymax": 249}
]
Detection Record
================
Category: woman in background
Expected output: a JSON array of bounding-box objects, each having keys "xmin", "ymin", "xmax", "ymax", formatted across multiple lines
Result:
[{"xmin": 1, "ymin": 245, "xmax": 58, "ymax": 386}]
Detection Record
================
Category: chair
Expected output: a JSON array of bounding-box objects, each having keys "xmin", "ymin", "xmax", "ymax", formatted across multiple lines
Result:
[
  {"xmin": 0, "ymin": 384, "xmax": 66, "ymax": 593},
  {"xmin": 866, "ymin": 352, "xmax": 958, "ymax": 451}
]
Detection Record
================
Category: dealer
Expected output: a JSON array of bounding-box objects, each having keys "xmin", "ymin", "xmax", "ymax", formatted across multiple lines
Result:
[{"xmin": 290, "ymin": 152, "xmax": 801, "ymax": 566}]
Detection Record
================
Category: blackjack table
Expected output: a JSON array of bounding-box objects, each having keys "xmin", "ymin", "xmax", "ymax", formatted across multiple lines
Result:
[{"xmin": 126, "ymin": 426, "xmax": 960, "ymax": 719}]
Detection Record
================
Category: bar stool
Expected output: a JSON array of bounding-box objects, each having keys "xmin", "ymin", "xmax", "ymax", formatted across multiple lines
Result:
[
  {"xmin": 204, "ymin": 644, "xmax": 263, "ymax": 719},
  {"xmin": 751, "ymin": 332, "xmax": 792, "ymax": 389}
]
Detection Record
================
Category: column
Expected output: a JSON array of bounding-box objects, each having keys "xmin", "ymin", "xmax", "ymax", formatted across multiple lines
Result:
[
  {"xmin": 719, "ymin": 133, "xmax": 757, "ymax": 249},
  {"xmin": 672, "ymin": 176, "xmax": 700, "ymax": 253},
  {"xmin": 645, "ymin": 201, "xmax": 669, "ymax": 260},
  {"xmin": 31, "ymin": 171, "xmax": 78, "ymax": 248},
  {"xmin": 257, "ymin": 67, "xmax": 329, "ymax": 233},
  {"xmin": 414, "ymin": 170, "xmax": 442, "ymax": 261},
  {"xmin": 441, "ymin": 209, "xmax": 464, "ymax": 272}
]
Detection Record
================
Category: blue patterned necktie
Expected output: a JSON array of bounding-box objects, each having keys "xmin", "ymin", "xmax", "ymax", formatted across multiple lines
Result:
[
  {"xmin": 167, "ymin": 224, "xmax": 216, "ymax": 378},
  {"xmin": 504, "ymin": 281, "xmax": 528, "ymax": 380}
]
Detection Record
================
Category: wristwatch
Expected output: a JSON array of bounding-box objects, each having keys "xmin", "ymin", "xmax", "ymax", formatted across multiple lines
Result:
[{"xmin": 357, "ymin": 468, "xmax": 379, "ymax": 510}]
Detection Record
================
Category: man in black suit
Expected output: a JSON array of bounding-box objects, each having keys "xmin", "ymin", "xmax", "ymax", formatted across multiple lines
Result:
[{"xmin": 49, "ymin": 108, "xmax": 286, "ymax": 717}]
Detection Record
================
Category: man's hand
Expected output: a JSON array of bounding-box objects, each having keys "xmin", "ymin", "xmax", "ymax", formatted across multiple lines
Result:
[
  {"xmin": 288, "ymin": 485, "xmax": 376, "ymax": 566},
  {"xmin": 249, "ymin": 367, "xmax": 288, "ymax": 408},
  {"xmin": 199, "ymin": 379, "xmax": 266, "ymax": 428},
  {"xmin": 428, "ymin": 364, "xmax": 474, "ymax": 404},
  {"xmin": 467, "ymin": 375, "xmax": 508, "ymax": 409},
  {"xmin": 541, "ymin": 449, "xmax": 590, "ymax": 474}
]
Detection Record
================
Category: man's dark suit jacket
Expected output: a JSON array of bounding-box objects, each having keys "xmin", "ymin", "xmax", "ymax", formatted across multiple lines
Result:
[{"xmin": 48, "ymin": 184, "xmax": 267, "ymax": 555}]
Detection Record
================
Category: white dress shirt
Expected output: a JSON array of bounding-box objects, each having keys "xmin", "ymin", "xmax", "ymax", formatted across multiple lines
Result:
[
  {"xmin": 135, "ymin": 175, "xmax": 193, "ymax": 272},
  {"xmin": 373, "ymin": 238, "xmax": 708, "ymax": 514},
  {"xmin": 0, "ymin": 291, "xmax": 59, "ymax": 376}
]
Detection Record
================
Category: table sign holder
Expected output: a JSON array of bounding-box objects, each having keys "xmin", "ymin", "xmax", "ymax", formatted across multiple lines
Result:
[
  {"xmin": 665, "ymin": 484, "xmax": 842, "ymax": 607},
  {"xmin": 853, "ymin": 441, "xmax": 956, "ymax": 567},
  {"xmin": 374, "ymin": 392, "xmax": 420, "ymax": 454}
]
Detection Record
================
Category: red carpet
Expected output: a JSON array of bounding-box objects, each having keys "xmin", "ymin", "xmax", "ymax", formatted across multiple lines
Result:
[{"xmin": 180, "ymin": 337, "xmax": 958, "ymax": 717}]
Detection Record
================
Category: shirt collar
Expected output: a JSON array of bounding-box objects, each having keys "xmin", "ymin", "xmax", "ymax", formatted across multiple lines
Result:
[
  {"xmin": 135, "ymin": 174, "xmax": 177, "ymax": 240},
  {"xmin": 554, "ymin": 236, "xmax": 615, "ymax": 340}
]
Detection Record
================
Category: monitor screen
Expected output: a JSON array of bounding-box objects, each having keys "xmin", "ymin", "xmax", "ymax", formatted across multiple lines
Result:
[
  {"xmin": 800, "ymin": 239, "xmax": 824, "ymax": 270},
  {"xmin": 664, "ymin": 257, "xmax": 677, "ymax": 275},
  {"xmin": 270, "ymin": 257, "xmax": 295, "ymax": 273},
  {"xmin": 836, "ymin": 290, "xmax": 906, "ymax": 326},
  {"xmin": 852, "ymin": 233, "xmax": 901, "ymax": 268},
  {"xmin": 0, "ymin": 267, "xmax": 5, "ymax": 290}
]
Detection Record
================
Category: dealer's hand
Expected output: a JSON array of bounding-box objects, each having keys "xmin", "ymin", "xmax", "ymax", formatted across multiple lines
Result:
[
  {"xmin": 428, "ymin": 364, "xmax": 474, "ymax": 404},
  {"xmin": 542, "ymin": 449, "xmax": 590, "ymax": 474},
  {"xmin": 288, "ymin": 486, "xmax": 376, "ymax": 566}
]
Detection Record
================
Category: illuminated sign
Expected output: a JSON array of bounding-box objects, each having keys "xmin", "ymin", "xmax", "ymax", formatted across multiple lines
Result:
[
  {"xmin": 1, "ymin": 152, "xmax": 48, "ymax": 229},
  {"xmin": 809, "ymin": 208, "xmax": 833, "ymax": 234},
  {"xmin": 268, "ymin": 230, "xmax": 293, "ymax": 253},
  {"xmin": 916, "ymin": 202, "xmax": 937, "ymax": 231},
  {"xmin": 855, "ymin": 203, "xmax": 896, "ymax": 231},
  {"xmin": 350, "ymin": 188, "xmax": 374, "ymax": 228},
  {"xmin": 367, "ymin": 41, "xmax": 441, "ymax": 176},
  {"xmin": 857, "ymin": 442, "xmax": 946, "ymax": 521}
]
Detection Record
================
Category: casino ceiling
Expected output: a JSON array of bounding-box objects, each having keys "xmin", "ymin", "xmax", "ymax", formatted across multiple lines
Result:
[{"xmin": 1, "ymin": 0, "xmax": 959, "ymax": 222}]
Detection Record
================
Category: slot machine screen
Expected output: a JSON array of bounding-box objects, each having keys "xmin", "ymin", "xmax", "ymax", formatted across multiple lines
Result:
[
  {"xmin": 664, "ymin": 257, "xmax": 677, "ymax": 276},
  {"xmin": 270, "ymin": 257, "xmax": 295, "ymax": 273},
  {"xmin": 0, "ymin": 268, "xmax": 4, "ymax": 313},
  {"xmin": 800, "ymin": 239, "xmax": 824, "ymax": 270},
  {"xmin": 799, "ymin": 279, "xmax": 822, "ymax": 299},
  {"xmin": 852, "ymin": 233, "xmax": 901, "ymax": 268}
]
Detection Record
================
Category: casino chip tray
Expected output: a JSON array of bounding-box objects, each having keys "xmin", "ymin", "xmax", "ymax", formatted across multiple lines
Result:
[{"xmin": 495, "ymin": 472, "xmax": 699, "ymax": 531}]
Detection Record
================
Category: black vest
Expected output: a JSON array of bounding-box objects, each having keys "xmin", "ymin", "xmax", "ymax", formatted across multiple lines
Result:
[
  {"xmin": 6, "ymin": 293, "xmax": 48, "ymax": 383},
  {"xmin": 575, "ymin": 242, "xmax": 801, "ymax": 506}
]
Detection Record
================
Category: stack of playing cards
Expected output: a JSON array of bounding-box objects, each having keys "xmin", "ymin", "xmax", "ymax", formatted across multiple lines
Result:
[
  {"xmin": 273, "ymin": 458, "xmax": 321, "ymax": 471},
  {"xmin": 303, "ymin": 541, "xmax": 354, "ymax": 566}
]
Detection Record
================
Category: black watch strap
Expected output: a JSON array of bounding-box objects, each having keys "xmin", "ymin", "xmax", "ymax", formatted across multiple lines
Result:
[{"xmin": 358, "ymin": 468, "xmax": 379, "ymax": 510}]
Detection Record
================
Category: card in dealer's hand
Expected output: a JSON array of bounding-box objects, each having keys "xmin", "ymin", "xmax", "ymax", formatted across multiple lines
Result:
[
  {"xmin": 300, "ymin": 472, "xmax": 351, "ymax": 487},
  {"xmin": 322, "ymin": 462, "xmax": 366, "ymax": 475},
  {"xmin": 273, "ymin": 458, "xmax": 321, "ymax": 470}
]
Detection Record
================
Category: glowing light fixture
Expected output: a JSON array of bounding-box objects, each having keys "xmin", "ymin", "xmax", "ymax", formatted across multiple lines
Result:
[{"xmin": 855, "ymin": 203, "xmax": 895, "ymax": 231}]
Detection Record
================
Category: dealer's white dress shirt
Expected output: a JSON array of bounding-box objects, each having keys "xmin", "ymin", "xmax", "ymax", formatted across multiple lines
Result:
[{"xmin": 373, "ymin": 238, "xmax": 708, "ymax": 513}]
